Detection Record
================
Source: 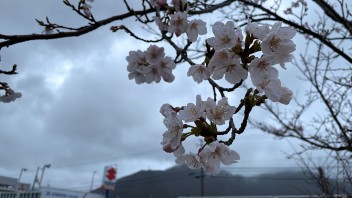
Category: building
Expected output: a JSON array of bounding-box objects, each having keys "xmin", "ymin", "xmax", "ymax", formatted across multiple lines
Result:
[
  {"xmin": 0, "ymin": 176, "xmax": 102, "ymax": 198},
  {"xmin": 0, "ymin": 186, "xmax": 103, "ymax": 198},
  {"xmin": 39, "ymin": 187, "xmax": 103, "ymax": 198},
  {"xmin": 0, "ymin": 176, "xmax": 30, "ymax": 192}
]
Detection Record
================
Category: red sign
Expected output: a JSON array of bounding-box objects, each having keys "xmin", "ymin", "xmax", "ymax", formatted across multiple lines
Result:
[
  {"xmin": 102, "ymin": 165, "xmax": 118, "ymax": 190},
  {"xmin": 106, "ymin": 167, "xmax": 116, "ymax": 181}
]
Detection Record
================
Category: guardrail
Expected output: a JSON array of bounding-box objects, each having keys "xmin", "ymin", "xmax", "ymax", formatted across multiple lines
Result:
[
  {"xmin": 0, "ymin": 192, "xmax": 41, "ymax": 198},
  {"xmin": 178, "ymin": 195, "xmax": 348, "ymax": 198}
]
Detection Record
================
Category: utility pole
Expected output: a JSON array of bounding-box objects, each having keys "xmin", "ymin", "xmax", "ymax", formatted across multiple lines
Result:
[
  {"xmin": 31, "ymin": 164, "xmax": 51, "ymax": 190},
  {"xmin": 198, "ymin": 139, "xmax": 205, "ymax": 197},
  {"xmin": 16, "ymin": 168, "xmax": 27, "ymax": 198},
  {"xmin": 17, "ymin": 168, "xmax": 27, "ymax": 191},
  {"xmin": 200, "ymin": 166, "xmax": 204, "ymax": 197},
  {"xmin": 90, "ymin": 171, "xmax": 97, "ymax": 191},
  {"xmin": 31, "ymin": 167, "xmax": 40, "ymax": 191},
  {"xmin": 38, "ymin": 164, "xmax": 51, "ymax": 187}
]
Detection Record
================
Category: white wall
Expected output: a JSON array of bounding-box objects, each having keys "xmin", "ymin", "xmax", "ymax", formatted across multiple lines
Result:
[{"xmin": 39, "ymin": 187, "xmax": 103, "ymax": 198}]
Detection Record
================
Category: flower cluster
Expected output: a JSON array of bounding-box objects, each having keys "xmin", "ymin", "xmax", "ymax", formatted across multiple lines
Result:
[
  {"xmin": 247, "ymin": 21, "xmax": 295, "ymax": 104},
  {"xmin": 125, "ymin": 1, "xmax": 297, "ymax": 175},
  {"xmin": 151, "ymin": 0, "xmax": 187, "ymax": 10},
  {"xmin": 154, "ymin": 1, "xmax": 207, "ymax": 42},
  {"xmin": 203, "ymin": 21, "xmax": 248, "ymax": 85},
  {"xmin": 126, "ymin": 45, "xmax": 176, "ymax": 84},
  {"xmin": 160, "ymin": 95, "xmax": 240, "ymax": 174},
  {"xmin": 186, "ymin": 21, "xmax": 295, "ymax": 104},
  {"xmin": 0, "ymin": 88, "xmax": 22, "ymax": 103}
]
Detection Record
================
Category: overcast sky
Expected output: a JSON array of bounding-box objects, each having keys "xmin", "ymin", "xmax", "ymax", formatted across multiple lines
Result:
[{"xmin": 0, "ymin": 0, "xmax": 326, "ymax": 192}]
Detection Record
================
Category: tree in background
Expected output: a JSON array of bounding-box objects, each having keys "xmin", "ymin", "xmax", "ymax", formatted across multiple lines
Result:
[
  {"xmin": 0, "ymin": 0, "xmax": 350, "ymax": 195},
  {"xmin": 230, "ymin": 0, "xmax": 351, "ymax": 195}
]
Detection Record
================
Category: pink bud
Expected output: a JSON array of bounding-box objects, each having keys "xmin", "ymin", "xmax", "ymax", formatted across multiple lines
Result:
[
  {"xmin": 175, "ymin": 29, "xmax": 181, "ymax": 37},
  {"xmin": 163, "ymin": 143, "xmax": 177, "ymax": 153},
  {"xmin": 84, "ymin": 9, "xmax": 92, "ymax": 18},
  {"xmin": 155, "ymin": 0, "xmax": 167, "ymax": 8}
]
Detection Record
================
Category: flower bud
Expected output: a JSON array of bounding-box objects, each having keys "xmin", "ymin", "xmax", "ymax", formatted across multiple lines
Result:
[{"xmin": 163, "ymin": 143, "xmax": 177, "ymax": 153}]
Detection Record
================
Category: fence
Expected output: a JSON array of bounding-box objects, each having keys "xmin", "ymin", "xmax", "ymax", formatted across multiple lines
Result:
[
  {"xmin": 178, "ymin": 195, "xmax": 348, "ymax": 198},
  {"xmin": 0, "ymin": 192, "xmax": 41, "ymax": 198}
]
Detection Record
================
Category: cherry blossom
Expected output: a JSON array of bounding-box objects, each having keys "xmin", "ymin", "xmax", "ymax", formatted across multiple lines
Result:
[
  {"xmin": 126, "ymin": 50, "xmax": 148, "ymax": 84},
  {"xmin": 260, "ymin": 79, "xmax": 283, "ymax": 102},
  {"xmin": 145, "ymin": 45, "xmax": 165, "ymax": 64},
  {"xmin": 158, "ymin": 56, "xmax": 176, "ymax": 83},
  {"xmin": 205, "ymin": 97, "xmax": 236, "ymax": 125},
  {"xmin": 213, "ymin": 56, "xmax": 247, "ymax": 84},
  {"xmin": 150, "ymin": 0, "xmax": 167, "ymax": 8},
  {"xmin": 249, "ymin": 59, "xmax": 293, "ymax": 105},
  {"xmin": 207, "ymin": 21, "xmax": 242, "ymax": 50},
  {"xmin": 250, "ymin": 66, "xmax": 286, "ymax": 103},
  {"xmin": 178, "ymin": 95, "xmax": 206, "ymax": 122},
  {"xmin": 208, "ymin": 49, "xmax": 247, "ymax": 84},
  {"xmin": 161, "ymin": 116, "xmax": 183, "ymax": 153},
  {"xmin": 207, "ymin": 49, "xmax": 236, "ymax": 72},
  {"xmin": 127, "ymin": 71, "xmax": 145, "ymax": 84},
  {"xmin": 187, "ymin": 64, "xmax": 211, "ymax": 83},
  {"xmin": 186, "ymin": 19, "xmax": 207, "ymax": 42},
  {"xmin": 126, "ymin": 46, "xmax": 176, "ymax": 84},
  {"xmin": 168, "ymin": 11, "xmax": 188, "ymax": 36},
  {"xmin": 173, "ymin": 143, "xmax": 185, "ymax": 158},
  {"xmin": 279, "ymin": 86, "xmax": 293, "ymax": 105},
  {"xmin": 246, "ymin": 21, "xmax": 270, "ymax": 40},
  {"xmin": 126, "ymin": 50, "xmax": 148, "ymax": 67},
  {"xmin": 42, "ymin": 26, "xmax": 53, "ymax": 34},
  {"xmin": 0, "ymin": 89, "xmax": 22, "ymax": 103},
  {"xmin": 248, "ymin": 56, "xmax": 274, "ymax": 74},
  {"xmin": 270, "ymin": 53, "xmax": 294, "ymax": 69},
  {"xmin": 174, "ymin": 146, "xmax": 186, "ymax": 164},
  {"xmin": 199, "ymin": 141, "xmax": 240, "ymax": 174},
  {"xmin": 160, "ymin": 103, "xmax": 177, "ymax": 118},
  {"xmin": 183, "ymin": 153, "xmax": 204, "ymax": 169},
  {"xmin": 81, "ymin": 3, "xmax": 92, "ymax": 18},
  {"xmin": 144, "ymin": 65, "xmax": 161, "ymax": 84},
  {"xmin": 261, "ymin": 22, "xmax": 296, "ymax": 68}
]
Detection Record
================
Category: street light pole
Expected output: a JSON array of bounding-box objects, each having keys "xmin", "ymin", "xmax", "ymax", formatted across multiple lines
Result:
[
  {"xmin": 90, "ymin": 171, "xmax": 97, "ymax": 191},
  {"xmin": 16, "ymin": 168, "xmax": 28, "ymax": 198},
  {"xmin": 38, "ymin": 164, "xmax": 51, "ymax": 187},
  {"xmin": 31, "ymin": 167, "xmax": 40, "ymax": 191},
  {"xmin": 17, "ymin": 168, "xmax": 28, "ymax": 191},
  {"xmin": 200, "ymin": 167, "xmax": 204, "ymax": 197},
  {"xmin": 198, "ymin": 139, "xmax": 205, "ymax": 197}
]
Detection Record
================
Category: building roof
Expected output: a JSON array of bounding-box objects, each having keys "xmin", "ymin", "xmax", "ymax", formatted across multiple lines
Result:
[{"xmin": 0, "ymin": 175, "xmax": 30, "ymax": 192}]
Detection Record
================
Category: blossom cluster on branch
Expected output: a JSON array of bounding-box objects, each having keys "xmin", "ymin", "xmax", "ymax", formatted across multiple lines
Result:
[
  {"xmin": 127, "ymin": 45, "xmax": 176, "ymax": 84},
  {"xmin": 0, "ymin": 65, "xmax": 21, "ymax": 103},
  {"xmin": 125, "ymin": 0, "xmax": 296, "ymax": 174},
  {"xmin": 160, "ymin": 96, "xmax": 240, "ymax": 174},
  {"xmin": 0, "ymin": 87, "xmax": 22, "ymax": 103}
]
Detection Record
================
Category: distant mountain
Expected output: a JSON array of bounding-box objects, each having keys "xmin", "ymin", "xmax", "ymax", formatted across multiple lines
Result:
[{"xmin": 93, "ymin": 165, "xmax": 350, "ymax": 198}]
